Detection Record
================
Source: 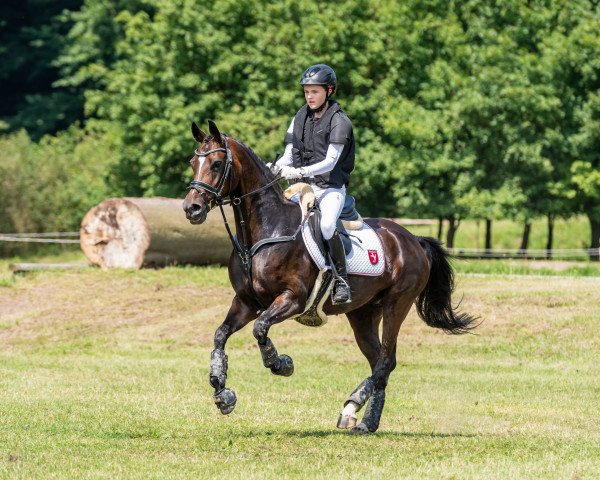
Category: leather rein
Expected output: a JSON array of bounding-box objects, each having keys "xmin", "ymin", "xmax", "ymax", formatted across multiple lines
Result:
[{"xmin": 187, "ymin": 136, "xmax": 302, "ymax": 310}]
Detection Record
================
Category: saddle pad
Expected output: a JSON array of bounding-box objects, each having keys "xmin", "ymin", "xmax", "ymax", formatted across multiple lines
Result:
[{"xmin": 302, "ymin": 220, "xmax": 385, "ymax": 276}]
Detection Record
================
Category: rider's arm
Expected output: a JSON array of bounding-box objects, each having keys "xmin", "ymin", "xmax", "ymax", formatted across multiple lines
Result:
[
  {"xmin": 275, "ymin": 118, "xmax": 295, "ymax": 167},
  {"xmin": 299, "ymin": 143, "xmax": 344, "ymax": 176},
  {"xmin": 276, "ymin": 143, "xmax": 293, "ymax": 167}
]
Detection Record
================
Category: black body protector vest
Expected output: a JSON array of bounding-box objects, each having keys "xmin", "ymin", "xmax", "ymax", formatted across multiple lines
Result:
[{"xmin": 284, "ymin": 101, "xmax": 355, "ymax": 189}]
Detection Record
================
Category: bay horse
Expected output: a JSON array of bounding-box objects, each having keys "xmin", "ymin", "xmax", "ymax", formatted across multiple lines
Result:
[{"xmin": 182, "ymin": 120, "xmax": 477, "ymax": 434}]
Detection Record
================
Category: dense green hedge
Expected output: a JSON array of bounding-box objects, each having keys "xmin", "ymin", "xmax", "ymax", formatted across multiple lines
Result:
[{"xmin": 0, "ymin": 125, "xmax": 118, "ymax": 255}]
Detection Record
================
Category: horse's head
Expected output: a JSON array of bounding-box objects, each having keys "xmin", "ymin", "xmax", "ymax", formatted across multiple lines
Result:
[{"xmin": 183, "ymin": 120, "xmax": 235, "ymax": 224}]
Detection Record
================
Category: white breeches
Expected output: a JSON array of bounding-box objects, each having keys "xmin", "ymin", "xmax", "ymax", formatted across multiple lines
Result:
[{"xmin": 315, "ymin": 186, "xmax": 346, "ymax": 240}]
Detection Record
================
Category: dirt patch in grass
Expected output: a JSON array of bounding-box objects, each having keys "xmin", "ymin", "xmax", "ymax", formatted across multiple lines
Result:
[
  {"xmin": 0, "ymin": 270, "xmax": 233, "ymax": 347},
  {"xmin": 1, "ymin": 268, "xmax": 598, "ymax": 355}
]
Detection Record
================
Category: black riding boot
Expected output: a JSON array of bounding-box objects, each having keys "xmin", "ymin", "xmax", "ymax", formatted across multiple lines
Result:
[{"xmin": 327, "ymin": 231, "xmax": 352, "ymax": 304}]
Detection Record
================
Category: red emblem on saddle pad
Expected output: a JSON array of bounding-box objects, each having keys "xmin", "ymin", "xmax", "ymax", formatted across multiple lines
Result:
[{"xmin": 368, "ymin": 250, "xmax": 379, "ymax": 265}]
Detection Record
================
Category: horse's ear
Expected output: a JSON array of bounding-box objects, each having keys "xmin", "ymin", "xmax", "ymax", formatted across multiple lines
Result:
[
  {"xmin": 207, "ymin": 120, "xmax": 222, "ymax": 143},
  {"xmin": 191, "ymin": 122, "xmax": 206, "ymax": 143}
]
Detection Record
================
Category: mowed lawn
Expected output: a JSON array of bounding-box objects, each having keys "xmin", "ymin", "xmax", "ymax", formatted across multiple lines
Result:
[{"xmin": 0, "ymin": 265, "xmax": 599, "ymax": 479}]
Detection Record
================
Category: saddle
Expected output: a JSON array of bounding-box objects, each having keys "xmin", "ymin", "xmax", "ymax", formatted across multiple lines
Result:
[
  {"xmin": 284, "ymin": 183, "xmax": 363, "ymax": 258},
  {"xmin": 282, "ymin": 183, "xmax": 385, "ymax": 327}
]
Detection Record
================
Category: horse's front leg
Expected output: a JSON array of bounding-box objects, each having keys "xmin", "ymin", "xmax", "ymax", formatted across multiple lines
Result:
[
  {"xmin": 253, "ymin": 291, "xmax": 305, "ymax": 377},
  {"xmin": 210, "ymin": 295, "xmax": 258, "ymax": 415}
]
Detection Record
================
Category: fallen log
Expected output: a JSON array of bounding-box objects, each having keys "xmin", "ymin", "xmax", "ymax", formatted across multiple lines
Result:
[
  {"xmin": 10, "ymin": 263, "xmax": 91, "ymax": 274},
  {"xmin": 80, "ymin": 197, "xmax": 234, "ymax": 269}
]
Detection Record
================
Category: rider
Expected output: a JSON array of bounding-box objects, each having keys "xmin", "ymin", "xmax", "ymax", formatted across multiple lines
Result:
[{"xmin": 273, "ymin": 64, "xmax": 355, "ymax": 305}]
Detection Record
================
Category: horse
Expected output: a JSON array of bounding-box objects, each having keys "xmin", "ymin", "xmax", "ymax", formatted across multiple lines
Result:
[{"xmin": 182, "ymin": 120, "xmax": 478, "ymax": 434}]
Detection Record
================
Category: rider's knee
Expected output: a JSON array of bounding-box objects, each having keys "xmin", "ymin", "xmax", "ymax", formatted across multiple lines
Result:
[{"xmin": 320, "ymin": 222, "xmax": 336, "ymax": 240}]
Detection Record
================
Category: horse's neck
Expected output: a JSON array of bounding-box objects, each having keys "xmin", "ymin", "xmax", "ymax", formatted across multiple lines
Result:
[{"xmin": 231, "ymin": 146, "xmax": 297, "ymax": 244}]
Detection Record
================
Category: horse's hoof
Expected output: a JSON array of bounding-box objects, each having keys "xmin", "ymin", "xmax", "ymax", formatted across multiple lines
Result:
[
  {"xmin": 337, "ymin": 414, "xmax": 357, "ymax": 429},
  {"xmin": 349, "ymin": 423, "xmax": 370, "ymax": 435},
  {"xmin": 213, "ymin": 388, "xmax": 237, "ymax": 415},
  {"xmin": 271, "ymin": 355, "xmax": 294, "ymax": 377}
]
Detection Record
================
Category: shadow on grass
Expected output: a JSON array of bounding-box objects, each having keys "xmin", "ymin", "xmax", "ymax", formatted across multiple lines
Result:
[
  {"xmin": 290, "ymin": 429, "xmax": 479, "ymax": 439},
  {"xmin": 100, "ymin": 430, "xmax": 165, "ymax": 440},
  {"xmin": 233, "ymin": 428, "xmax": 479, "ymax": 439},
  {"xmin": 93, "ymin": 426, "xmax": 481, "ymax": 443}
]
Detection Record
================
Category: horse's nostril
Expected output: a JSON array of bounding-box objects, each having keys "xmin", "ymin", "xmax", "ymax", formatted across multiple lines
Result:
[{"xmin": 189, "ymin": 203, "xmax": 202, "ymax": 213}]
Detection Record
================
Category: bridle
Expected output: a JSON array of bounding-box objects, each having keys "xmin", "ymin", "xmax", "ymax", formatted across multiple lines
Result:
[{"xmin": 187, "ymin": 143, "xmax": 231, "ymax": 202}]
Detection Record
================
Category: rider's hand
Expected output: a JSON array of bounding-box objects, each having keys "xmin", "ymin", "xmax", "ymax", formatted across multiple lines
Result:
[
  {"xmin": 266, "ymin": 162, "xmax": 282, "ymax": 175},
  {"xmin": 280, "ymin": 166, "xmax": 303, "ymax": 180}
]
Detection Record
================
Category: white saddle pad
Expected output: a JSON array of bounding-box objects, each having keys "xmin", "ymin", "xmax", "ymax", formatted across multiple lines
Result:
[{"xmin": 302, "ymin": 216, "xmax": 385, "ymax": 277}]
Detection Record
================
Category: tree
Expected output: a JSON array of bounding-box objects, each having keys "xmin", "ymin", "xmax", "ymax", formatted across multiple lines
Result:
[
  {"xmin": 0, "ymin": 123, "xmax": 118, "ymax": 255},
  {"xmin": 540, "ymin": 2, "xmax": 600, "ymax": 258},
  {"xmin": 0, "ymin": 0, "xmax": 83, "ymax": 139},
  {"xmin": 13, "ymin": 0, "xmax": 596, "ymax": 247}
]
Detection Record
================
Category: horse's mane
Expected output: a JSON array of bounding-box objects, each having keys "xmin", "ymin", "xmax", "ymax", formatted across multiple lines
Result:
[
  {"xmin": 202, "ymin": 133, "xmax": 275, "ymax": 181},
  {"xmin": 227, "ymin": 136, "xmax": 278, "ymax": 184}
]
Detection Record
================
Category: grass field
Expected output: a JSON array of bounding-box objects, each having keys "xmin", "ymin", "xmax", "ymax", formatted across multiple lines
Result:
[
  {"xmin": 0, "ymin": 259, "xmax": 599, "ymax": 479},
  {"xmin": 404, "ymin": 215, "xmax": 592, "ymax": 252}
]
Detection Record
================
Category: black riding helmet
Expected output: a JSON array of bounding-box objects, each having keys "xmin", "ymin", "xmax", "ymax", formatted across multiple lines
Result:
[
  {"xmin": 300, "ymin": 64, "xmax": 337, "ymax": 93},
  {"xmin": 300, "ymin": 64, "xmax": 337, "ymax": 112}
]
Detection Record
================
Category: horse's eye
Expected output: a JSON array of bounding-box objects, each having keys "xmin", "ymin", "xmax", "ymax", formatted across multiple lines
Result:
[{"xmin": 211, "ymin": 160, "xmax": 223, "ymax": 171}]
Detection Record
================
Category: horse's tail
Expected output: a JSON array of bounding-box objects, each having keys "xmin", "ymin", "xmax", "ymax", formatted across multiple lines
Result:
[{"xmin": 415, "ymin": 236, "xmax": 479, "ymax": 335}]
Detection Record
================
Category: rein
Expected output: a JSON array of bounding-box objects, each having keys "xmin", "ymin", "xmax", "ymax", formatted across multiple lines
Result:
[{"xmin": 187, "ymin": 137, "xmax": 302, "ymax": 310}]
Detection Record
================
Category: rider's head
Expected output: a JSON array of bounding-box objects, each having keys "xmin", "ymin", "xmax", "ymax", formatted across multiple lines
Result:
[{"xmin": 300, "ymin": 64, "xmax": 337, "ymax": 113}]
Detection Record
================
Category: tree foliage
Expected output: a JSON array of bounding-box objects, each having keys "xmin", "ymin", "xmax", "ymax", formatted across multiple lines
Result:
[
  {"xmin": 0, "ymin": 124, "xmax": 119, "ymax": 254},
  {"xmin": 0, "ymin": 0, "xmax": 84, "ymax": 138},
  {"xmin": 1, "ymin": 0, "xmax": 599, "ymax": 252}
]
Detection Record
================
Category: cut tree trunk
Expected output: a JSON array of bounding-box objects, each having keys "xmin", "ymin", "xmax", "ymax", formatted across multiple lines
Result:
[{"xmin": 80, "ymin": 197, "xmax": 235, "ymax": 269}]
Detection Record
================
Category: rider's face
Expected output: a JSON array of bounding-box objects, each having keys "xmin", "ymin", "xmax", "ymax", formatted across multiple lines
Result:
[{"xmin": 304, "ymin": 85, "xmax": 328, "ymax": 110}]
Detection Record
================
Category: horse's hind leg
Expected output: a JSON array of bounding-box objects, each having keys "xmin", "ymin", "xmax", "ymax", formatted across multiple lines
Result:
[
  {"xmin": 337, "ymin": 304, "xmax": 382, "ymax": 429},
  {"xmin": 351, "ymin": 293, "xmax": 415, "ymax": 434}
]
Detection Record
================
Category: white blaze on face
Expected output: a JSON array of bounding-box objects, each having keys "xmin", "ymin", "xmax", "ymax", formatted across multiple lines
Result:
[{"xmin": 197, "ymin": 155, "xmax": 207, "ymax": 172}]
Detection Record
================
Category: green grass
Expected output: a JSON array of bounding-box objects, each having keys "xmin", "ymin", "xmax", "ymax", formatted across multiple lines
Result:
[{"xmin": 0, "ymin": 266, "xmax": 599, "ymax": 479}]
